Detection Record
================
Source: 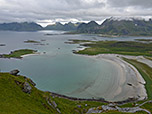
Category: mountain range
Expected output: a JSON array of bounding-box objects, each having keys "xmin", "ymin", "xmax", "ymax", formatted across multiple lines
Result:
[
  {"xmin": 0, "ymin": 22, "xmax": 43, "ymax": 31},
  {"xmin": 45, "ymin": 22, "xmax": 80, "ymax": 31},
  {"xmin": 77, "ymin": 17, "xmax": 152, "ymax": 36},
  {"xmin": 1, "ymin": 17, "xmax": 152, "ymax": 36}
]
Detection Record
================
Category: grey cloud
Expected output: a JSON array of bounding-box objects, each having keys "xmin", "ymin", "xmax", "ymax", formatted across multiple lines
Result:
[
  {"xmin": 107, "ymin": 0, "xmax": 152, "ymax": 8},
  {"xmin": 0, "ymin": 0, "xmax": 152, "ymax": 24}
]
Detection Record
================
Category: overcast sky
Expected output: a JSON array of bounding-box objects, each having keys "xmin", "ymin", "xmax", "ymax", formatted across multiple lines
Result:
[{"xmin": 0, "ymin": 0, "xmax": 152, "ymax": 26}]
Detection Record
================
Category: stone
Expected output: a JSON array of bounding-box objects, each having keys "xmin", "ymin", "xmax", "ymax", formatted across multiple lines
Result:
[
  {"xmin": 52, "ymin": 101, "xmax": 57, "ymax": 108},
  {"xmin": 22, "ymin": 82, "xmax": 32, "ymax": 94},
  {"xmin": 10, "ymin": 69, "xmax": 20, "ymax": 76},
  {"xmin": 56, "ymin": 108, "xmax": 61, "ymax": 113},
  {"xmin": 28, "ymin": 79, "xmax": 36, "ymax": 86}
]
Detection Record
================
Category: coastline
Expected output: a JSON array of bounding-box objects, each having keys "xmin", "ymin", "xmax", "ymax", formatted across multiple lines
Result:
[
  {"xmin": 21, "ymin": 52, "xmax": 41, "ymax": 58},
  {"xmin": 79, "ymin": 54, "xmax": 148, "ymax": 102}
]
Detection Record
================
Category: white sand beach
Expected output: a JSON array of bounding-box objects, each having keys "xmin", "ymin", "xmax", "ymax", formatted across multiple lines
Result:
[
  {"xmin": 74, "ymin": 54, "xmax": 148, "ymax": 102},
  {"xmin": 21, "ymin": 52, "xmax": 41, "ymax": 58}
]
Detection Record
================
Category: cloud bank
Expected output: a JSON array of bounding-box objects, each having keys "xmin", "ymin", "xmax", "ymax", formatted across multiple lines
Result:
[{"xmin": 0, "ymin": 0, "xmax": 152, "ymax": 26}]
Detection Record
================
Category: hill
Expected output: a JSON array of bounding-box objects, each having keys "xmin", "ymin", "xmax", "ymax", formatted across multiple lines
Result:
[
  {"xmin": 0, "ymin": 72, "xmax": 107, "ymax": 114},
  {"xmin": 0, "ymin": 22, "xmax": 43, "ymax": 31},
  {"xmin": 77, "ymin": 17, "xmax": 152, "ymax": 36}
]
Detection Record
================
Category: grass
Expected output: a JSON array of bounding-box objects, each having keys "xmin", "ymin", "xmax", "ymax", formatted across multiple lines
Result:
[
  {"xmin": 135, "ymin": 39, "xmax": 152, "ymax": 41},
  {"xmin": 0, "ymin": 73, "xmax": 107, "ymax": 114},
  {"xmin": 72, "ymin": 40, "xmax": 152, "ymax": 56},
  {"xmin": 0, "ymin": 73, "xmax": 56, "ymax": 114},
  {"xmin": 145, "ymin": 56, "xmax": 152, "ymax": 61},
  {"xmin": 0, "ymin": 70, "xmax": 152, "ymax": 114},
  {"xmin": 2, "ymin": 49, "xmax": 37, "ymax": 58}
]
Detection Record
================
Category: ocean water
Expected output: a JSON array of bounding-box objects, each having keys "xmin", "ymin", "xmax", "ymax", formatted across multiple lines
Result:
[{"xmin": 0, "ymin": 31, "xmax": 151, "ymax": 101}]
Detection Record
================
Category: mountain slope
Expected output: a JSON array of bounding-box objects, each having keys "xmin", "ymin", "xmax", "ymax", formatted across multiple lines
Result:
[
  {"xmin": 100, "ymin": 17, "xmax": 152, "ymax": 36},
  {"xmin": 77, "ymin": 17, "xmax": 152, "ymax": 36},
  {"xmin": 0, "ymin": 22, "xmax": 43, "ymax": 31},
  {"xmin": 77, "ymin": 21, "xmax": 100, "ymax": 33}
]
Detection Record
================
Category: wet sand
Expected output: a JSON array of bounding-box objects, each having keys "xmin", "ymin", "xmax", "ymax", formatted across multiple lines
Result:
[{"xmin": 78, "ymin": 54, "xmax": 147, "ymax": 101}]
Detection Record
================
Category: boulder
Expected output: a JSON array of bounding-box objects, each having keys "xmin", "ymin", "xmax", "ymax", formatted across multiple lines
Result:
[
  {"xmin": 10, "ymin": 69, "xmax": 20, "ymax": 76},
  {"xmin": 22, "ymin": 82, "xmax": 32, "ymax": 94}
]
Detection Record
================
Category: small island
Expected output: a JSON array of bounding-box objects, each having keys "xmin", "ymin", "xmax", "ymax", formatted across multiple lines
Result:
[
  {"xmin": 24, "ymin": 40, "xmax": 41, "ymax": 43},
  {"xmin": 0, "ymin": 49, "xmax": 37, "ymax": 59}
]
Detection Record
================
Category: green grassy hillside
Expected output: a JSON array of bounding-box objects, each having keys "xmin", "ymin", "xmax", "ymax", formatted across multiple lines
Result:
[
  {"xmin": 0, "ymin": 73, "xmax": 107, "ymax": 114},
  {"xmin": 0, "ymin": 71, "xmax": 152, "ymax": 114}
]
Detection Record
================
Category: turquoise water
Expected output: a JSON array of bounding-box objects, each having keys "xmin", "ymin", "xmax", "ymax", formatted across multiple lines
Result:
[{"xmin": 0, "ymin": 31, "xmax": 151, "ymax": 101}]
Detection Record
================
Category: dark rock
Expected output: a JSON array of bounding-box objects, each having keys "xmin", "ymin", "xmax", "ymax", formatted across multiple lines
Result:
[
  {"xmin": 28, "ymin": 79, "xmax": 36, "ymax": 86},
  {"xmin": 10, "ymin": 69, "xmax": 20, "ymax": 76},
  {"xmin": 0, "ymin": 44, "xmax": 6, "ymax": 46},
  {"xmin": 15, "ymin": 80, "xmax": 22, "ymax": 85},
  {"xmin": 127, "ymin": 83, "xmax": 133, "ymax": 86},
  {"xmin": 22, "ymin": 82, "xmax": 32, "ymax": 94}
]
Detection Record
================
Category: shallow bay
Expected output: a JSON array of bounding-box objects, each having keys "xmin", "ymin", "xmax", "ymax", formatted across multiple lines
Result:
[{"xmin": 0, "ymin": 31, "xmax": 151, "ymax": 101}]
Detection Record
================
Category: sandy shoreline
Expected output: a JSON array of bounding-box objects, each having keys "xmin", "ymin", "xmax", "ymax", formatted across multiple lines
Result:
[
  {"xmin": 79, "ymin": 54, "xmax": 148, "ymax": 101},
  {"xmin": 21, "ymin": 52, "xmax": 41, "ymax": 58}
]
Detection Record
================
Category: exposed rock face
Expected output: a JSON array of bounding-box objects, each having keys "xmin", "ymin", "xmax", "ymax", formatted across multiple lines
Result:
[
  {"xmin": 28, "ymin": 79, "xmax": 36, "ymax": 86},
  {"xmin": 9, "ymin": 69, "xmax": 20, "ymax": 76},
  {"xmin": 22, "ymin": 82, "xmax": 32, "ymax": 94}
]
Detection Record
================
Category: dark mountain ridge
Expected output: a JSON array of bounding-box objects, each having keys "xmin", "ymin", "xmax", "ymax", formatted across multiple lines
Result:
[
  {"xmin": 44, "ymin": 22, "xmax": 80, "ymax": 31},
  {"xmin": 0, "ymin": 22, "xmax": 43, "ymax": 31},
  {"xmin": 77, "ymin": 17, "xmax": 152, "ymax": 36}
]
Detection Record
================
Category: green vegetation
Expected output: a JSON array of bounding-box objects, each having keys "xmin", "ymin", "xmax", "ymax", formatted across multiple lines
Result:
[
  {"xmin": 0, "ymin": 72, "xmax": 151, "ymax": 114},
  {"xmin": 135, "ymin": 39, "xmax": 152, "ymax": 41},
  {"xmin": 77, "ymin": 18, "xmax": 152, "ymax": 36},
  {"xmin": 0, "ymin": 72, "xmax": 106, "ymax": 114},
  {"xmin": 0, "ymin": 22, "xmax": 42, "ymax": 31},
  {"xmin": 74, "ymin": 40, "xmax": 152, "ymax": 56},
  {"xmin": 145, "ymin": 56, "xmax": 152, "ymax": 61},
  {"xmin": 2, "ymin": 49, "xmax": 37, "ymax": 58},
  {"xmin": 24, "ymin": 40, "xmax": 40, "ymax": 43}
]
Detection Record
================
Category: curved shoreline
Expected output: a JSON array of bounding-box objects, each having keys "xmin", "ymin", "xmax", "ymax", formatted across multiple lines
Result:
[{"xmin": 78, "ymin": 54, "xmax": 148, "ymax": 102}]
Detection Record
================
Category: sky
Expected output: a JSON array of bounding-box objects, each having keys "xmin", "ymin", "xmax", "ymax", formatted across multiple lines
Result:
[{"xmin": 0, "ymin": 0, "xmax": 152, "ymax": 26}]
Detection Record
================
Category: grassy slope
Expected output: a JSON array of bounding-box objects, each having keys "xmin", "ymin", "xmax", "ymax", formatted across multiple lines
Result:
[
  {"xmin": 3, "ymin": 49, "xmax": 36, "ymax": 58},
  {"xmin": 0, "ymin": 72, "xmax": 152, "ymax": 114},
  {"xmin": 0, "ymin": 73, "xmax": 107, "ymax": 114},
  {"xmin": 75, "ymin": 40, "xmax": 152, "ymax": 56}
]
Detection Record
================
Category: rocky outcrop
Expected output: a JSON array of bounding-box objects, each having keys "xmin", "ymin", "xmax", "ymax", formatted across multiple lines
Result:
[
  {"xmin": 87, "ymin": 101, "xmax": 151, "ymax": 114},
  {"xmin": 9, "ymin": 69, "xmax": 20, "ymax": 76},
  {"xmin": 47, "ymin": 98, "xmax": 61, "ymax": 113},
  {"xmin": 22, "ymin": 82, "xmax": 32, "ymax": 94},
  {"xmin": 28, "ymin": 79, "xmax": 36, "ymax": 86}
]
